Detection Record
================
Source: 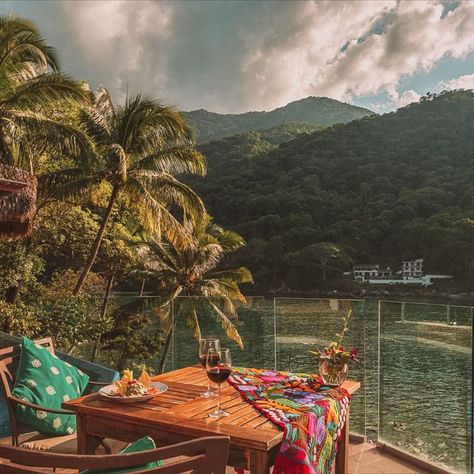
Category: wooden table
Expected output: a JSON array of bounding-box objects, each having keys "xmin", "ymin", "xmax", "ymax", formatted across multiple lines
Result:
[{"xmin": 64, "ymin": 366, "xmax": 360, "ymax": 474}]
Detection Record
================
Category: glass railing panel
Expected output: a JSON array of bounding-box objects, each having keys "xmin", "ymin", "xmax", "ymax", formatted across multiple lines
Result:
[
  {"xmin": 379, "ymin": 300, "xmax": 473, "ymax": 473},
  {"xmin": 170, "ymin": 296, "xmax": 275, "ymax": 370},
  {"xmin": 83, "ymin": 295, "xmax": 165, "ymax": 374},
  {"xmin": 274, "ymin": 297, "xmax": 369, "ymax": 437}
]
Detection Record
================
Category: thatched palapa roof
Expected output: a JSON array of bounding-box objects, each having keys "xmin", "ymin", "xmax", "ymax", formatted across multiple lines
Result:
[{"xmin": 0, "ymin": 163, "xmax": 37, "ymax": 240}]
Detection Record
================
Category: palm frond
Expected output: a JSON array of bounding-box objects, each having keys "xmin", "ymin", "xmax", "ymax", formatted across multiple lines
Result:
[
  {"xmin": 0, "ymin": 109, "xmax": 94, "ymax": 170},
  {"xmin": 38, "ymin": 168, "xmax": 102, "ymax": 202},
  {"xmin": 207, "ymin": 300, "xmax": 243, "ymax": 349},
  {"xmin": 131, "ymin": 170, "xmax": 205, "ymax": 218},
  {"xmin": 135, "ymin": 145, "xmax": 206, "ymax": 177},
  {"xmin": 0, "ymin": 16, "xmax": 59, "ymax": 80},
  {"xmin": 209, "ymin": 267, "xmax": 254, "ymax": 285},
  {"xmin": 4, "ymin": 72, "xmax": 89, "ymax": 111}
]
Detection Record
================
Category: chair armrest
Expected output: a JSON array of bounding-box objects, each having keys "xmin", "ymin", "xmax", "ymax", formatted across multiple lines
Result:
[{"xmin": 7, "ymin": 396, "xmax": 75, "ymax": 415}]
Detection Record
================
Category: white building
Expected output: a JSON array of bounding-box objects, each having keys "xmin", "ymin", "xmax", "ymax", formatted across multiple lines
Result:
[
  {"xmin": 401, "ymin": 259, "xmax": 424, "ymax": 279},
  {"xmin": 352, "ymin": 264, "xmax": 379, "ymax": 282},
  {"xmin": 348, "ymin": 258, "xmax": 452, "ymax": 286},
  {"xmin": 350, "ymin": 264, "xmax": 393, "ymax": 282}
]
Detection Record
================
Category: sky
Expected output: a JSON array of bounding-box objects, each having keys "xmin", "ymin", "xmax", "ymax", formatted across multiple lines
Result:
[{"xmin": 2, "ymin": 0, "xmax": 474, "ymax": 114}]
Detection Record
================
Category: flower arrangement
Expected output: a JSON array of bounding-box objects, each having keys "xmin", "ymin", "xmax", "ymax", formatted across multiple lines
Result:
[{"xmin": 309, "ymin": 308, "xmax": 359, "ymax": 385}]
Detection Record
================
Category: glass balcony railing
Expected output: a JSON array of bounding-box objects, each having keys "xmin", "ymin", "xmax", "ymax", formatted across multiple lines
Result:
[
  {"xmin": 378, "ymin": 300, "xmax": 473, "ymax": 472},
  {"xmin": 59, "ymin": 296, "xmax": 474, "ymax": 473}
]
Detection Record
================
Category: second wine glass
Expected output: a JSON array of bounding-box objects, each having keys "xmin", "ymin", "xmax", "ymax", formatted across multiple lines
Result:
[
  {"xmin": 206, "ymin": 347, "xmax": 232, "ymax": 418},
  {"xmin": 198, "ymin": 337, "xmax": 220, "ymax": 398}
]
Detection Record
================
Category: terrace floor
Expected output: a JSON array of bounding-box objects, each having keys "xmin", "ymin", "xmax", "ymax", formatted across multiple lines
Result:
[{"xmin": 347, "ymin": 440, "xmax": 431, "ymax": 474}]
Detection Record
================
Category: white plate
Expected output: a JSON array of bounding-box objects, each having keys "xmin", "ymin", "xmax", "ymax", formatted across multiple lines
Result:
[{"xmin": 98, "ymin": 382, "xmax": 168, "ymax": 403}]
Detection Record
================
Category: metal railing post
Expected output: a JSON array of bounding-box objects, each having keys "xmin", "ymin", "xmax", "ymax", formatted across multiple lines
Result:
[
  {"xmin": 273, "ymin": 297, "xmax": 277, "ymax": 370},
  {"xmin": 171, "ymin": 299, "xmax": 175, "ymax": 371},
  {"xmin": 377, "ymin": 299, "xmax": 382, "ymax": 443}
]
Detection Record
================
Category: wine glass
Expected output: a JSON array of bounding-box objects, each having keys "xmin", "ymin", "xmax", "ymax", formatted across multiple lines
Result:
[
  {"xmin": 198, "ymin": 337, "xmax": 220, "ymax": 397},
  {"xmin": 206, "ymin": 348, "xmax": 232, "ymax": 418}
]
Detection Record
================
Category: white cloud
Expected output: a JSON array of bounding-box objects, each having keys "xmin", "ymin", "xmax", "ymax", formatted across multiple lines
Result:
[
  {"xmin": 437, "ymin": 73, "xmax": 474, "ymax": 91},
  {"xmin": 388, "ymin": 88, "xmax": 421, "ymax": 108},
  {"xmin": 310, "ymin": 1, "xmax": 474, "ymax": 106},
  {"xmin": 2, "ymin": 0, "xmax": 474, "ymax": 113}
]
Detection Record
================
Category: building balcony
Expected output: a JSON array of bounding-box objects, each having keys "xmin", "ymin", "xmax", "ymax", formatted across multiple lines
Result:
[{"xmin": 0, "ymin": 297, "xmax": 471, "ymax": 473}]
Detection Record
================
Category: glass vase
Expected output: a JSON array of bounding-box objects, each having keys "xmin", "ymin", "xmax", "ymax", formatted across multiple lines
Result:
[{"xmin": 319, "ymin": 358, "xmax": 348, "ymax": 386}]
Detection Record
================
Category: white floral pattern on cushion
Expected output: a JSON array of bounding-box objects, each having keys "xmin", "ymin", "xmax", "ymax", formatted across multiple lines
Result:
[{"xmin": 13, "ymin": 337, "xmax": 90, "ymax": 437}]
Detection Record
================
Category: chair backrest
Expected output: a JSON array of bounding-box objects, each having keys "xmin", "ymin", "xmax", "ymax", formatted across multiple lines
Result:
[
  {"xmin": 0, "ymin": 337, "xmax": 54, "ymax": 397},
  {"xmin": 0, "ymin": 435, "xmax": 230, "ymax": 473},
  {"xmin": 0, "ymin": 337, "xmax": 54, "ymax": 444}
]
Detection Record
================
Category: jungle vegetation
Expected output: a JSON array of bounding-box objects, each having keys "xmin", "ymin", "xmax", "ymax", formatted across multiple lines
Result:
[{"xmin": 188, "ymin": 91, "xmax": 474, "ymax": 293}]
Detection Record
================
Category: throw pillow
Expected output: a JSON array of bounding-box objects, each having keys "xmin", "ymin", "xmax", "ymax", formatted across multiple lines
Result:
[
  {"xmin": 81, "ymin": 436, "xmax": 163, "ymax": 474},
  {"xmin": 12, "ymin": 337, "xmax": 89, "ymax": 436}
]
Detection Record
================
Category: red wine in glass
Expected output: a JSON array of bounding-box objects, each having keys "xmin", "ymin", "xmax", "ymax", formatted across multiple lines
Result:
[
  {"xmin": 199, "ymin": 353, "xmax": 220, "ymax": 368},
  {"xmin": 198, "ymin": 337, "xmax": 220, "ymax": 397},
  {"xmin": 206, "ymin": 348, "xmax": 232, "ymax": 418},
  {"xmin": 206, "ymin": 367, "xmax": 231, "ymax": 384}
]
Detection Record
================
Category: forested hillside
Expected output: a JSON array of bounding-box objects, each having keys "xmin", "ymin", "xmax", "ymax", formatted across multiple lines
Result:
[
  {"xmin": 190, "ymin": 91, "xmax": 474, "ymax": 293},
  {"xmin": 182, "ymin": 97, "xmax": 373, "ymax": 143}
]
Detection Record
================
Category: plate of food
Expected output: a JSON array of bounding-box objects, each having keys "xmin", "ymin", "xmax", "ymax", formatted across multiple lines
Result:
[{"xmin": 99, "ymin": 369, "xmax": 167, "ymax": 403}]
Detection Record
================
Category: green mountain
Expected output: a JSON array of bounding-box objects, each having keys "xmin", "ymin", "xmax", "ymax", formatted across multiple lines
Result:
[
  {"xmin": 191, "ymin": 91, "xmax": 474, "ymax": 293},
  {"xmin": 183, "ymin": 96, "xmax": 373, "ymax": 143}
]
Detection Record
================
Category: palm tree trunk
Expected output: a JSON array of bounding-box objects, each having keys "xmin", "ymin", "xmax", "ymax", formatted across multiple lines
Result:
[
  {"xmin": 158, "ymin": 325, "xmax": 174, "ymax": 374},
  {"xmin": 139, "ymin": 278, "xmax": 146, "ymax": 296},
  {"xmin": 91, "ymin": 271, "xmax": 115, "ymax": 362},
  {"xmin": 5, "ymin": 286, "xmax": 19, "ymax": 304},
  {"xmin": 74, "ymin": 185, "xmax": 120, "ymax": 295}
]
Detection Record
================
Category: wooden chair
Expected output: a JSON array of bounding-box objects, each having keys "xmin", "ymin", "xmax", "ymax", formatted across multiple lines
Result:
[
  {"xmin": 0, "ymin": 337, "xmax": 120, "ymax": 454},
  {"xmin": 0, "ymin": 435, "xmax": 230, "ymax": 473}
]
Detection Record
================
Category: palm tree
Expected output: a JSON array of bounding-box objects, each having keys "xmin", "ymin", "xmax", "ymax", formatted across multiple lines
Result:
[
  {"xmin": 136, "ymin": 215, "xmax": 253, "ymax": 373},
  {"xmin": 42, "ymin": 87, "xmax": 206, "ymax": 295},
  {"xmin": 0, "ymin": 16, "xmax": 91, "ymax": 173}
]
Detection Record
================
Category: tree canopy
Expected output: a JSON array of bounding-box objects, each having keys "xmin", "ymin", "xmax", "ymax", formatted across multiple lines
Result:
[{"xmin": 188, "ymin": 91, "xmax": 474, "ymax": 292}]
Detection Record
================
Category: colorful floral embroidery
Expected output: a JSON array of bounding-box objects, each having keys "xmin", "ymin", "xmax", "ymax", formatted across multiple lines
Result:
[{"xmin": 228, "ymin": 367, "xmax": 350, "ymax": 474}]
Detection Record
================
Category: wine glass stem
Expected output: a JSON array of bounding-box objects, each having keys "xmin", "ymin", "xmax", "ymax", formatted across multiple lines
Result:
[
  {"xmin": 217, "ymin": 383, "xmax": 221, "ymax": 412},
  {"xmin": 208, "ymin": 380, "xmax": 211, "ymax": 394}
]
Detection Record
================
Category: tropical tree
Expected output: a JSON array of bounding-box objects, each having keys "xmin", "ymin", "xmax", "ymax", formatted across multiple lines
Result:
[
  {"xmin": 0, "ymin": 15, "xmax": 90, "ymax": 173},
  {"xmin": 307, "ymin": 242, "xmax": 352, "ymax": 281},
  {"xmin": 136, "ymin": 215, "xmax": 253, "ymax": 372},
  {"xmin": 41, "ymin": 87, "xmax": 206, "ymax": 295}
]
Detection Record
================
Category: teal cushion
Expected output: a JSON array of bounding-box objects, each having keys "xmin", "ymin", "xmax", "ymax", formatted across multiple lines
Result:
[
  {"xmin": 81, "ymin": 436, "xmax": 163, "ymax": 473},
  {"xmin": 12, "ymin": 337, "xmax": 89, "ymax": 436}
]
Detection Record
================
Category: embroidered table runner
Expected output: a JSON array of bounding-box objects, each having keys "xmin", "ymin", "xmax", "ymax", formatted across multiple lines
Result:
[{"xmin": 228, "ymin": 367, "xmax": 350, "ymax": 474}]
